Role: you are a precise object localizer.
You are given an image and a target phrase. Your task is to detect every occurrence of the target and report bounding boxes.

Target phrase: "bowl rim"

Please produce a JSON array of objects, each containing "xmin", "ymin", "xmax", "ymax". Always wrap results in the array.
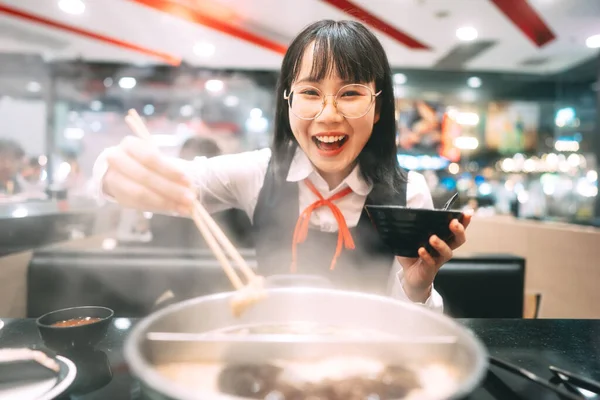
[
  {"xmin": 36, "ymin": 306, "xmax": 115, "ymax": 329},
  {"xmin": 365, "ymin": 205, "xmax": 464, "ymax": 214}
]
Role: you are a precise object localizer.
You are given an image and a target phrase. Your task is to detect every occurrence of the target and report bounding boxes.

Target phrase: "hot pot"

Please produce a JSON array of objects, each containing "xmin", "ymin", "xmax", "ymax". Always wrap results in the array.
[{"xmin": 124, "ymin": 287, "xmax": 488, "ymax": 400}]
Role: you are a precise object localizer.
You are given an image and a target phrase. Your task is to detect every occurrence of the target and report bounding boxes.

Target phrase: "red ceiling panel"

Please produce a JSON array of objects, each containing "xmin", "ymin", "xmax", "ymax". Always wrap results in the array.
[
  {"xmin": 490, "ymin": 0, "xmax": 556, "ymax": 47},
  {"xmin": 320, "ymin": 0, "xmax": 431, "ymax": 50},
  {"xmin": 131, "ymin": 0, "xmax": 287, "ymax": 55},
  {"xmin": 0, "ymin": 3, "xmax": 181, "ymax": 65}
]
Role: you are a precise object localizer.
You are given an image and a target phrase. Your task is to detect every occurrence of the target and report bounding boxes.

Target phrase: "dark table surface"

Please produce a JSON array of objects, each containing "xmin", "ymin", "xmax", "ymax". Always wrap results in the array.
[{"xmin": 0, "ymin": 318, "xmax": 599, "ymax": 400}]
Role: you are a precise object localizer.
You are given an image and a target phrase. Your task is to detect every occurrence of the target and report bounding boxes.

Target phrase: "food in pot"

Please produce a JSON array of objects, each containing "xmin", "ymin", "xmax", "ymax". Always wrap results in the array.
[
  {"xmin": 51, "ymin": 317, "xmax": 102, "ymax": 327},
  {"xmin": 230, "ymin": 276, "xmax": 267, "ymax": 318},
  {"xmin": 154, "ymin": 323, "xmax": 457, "ymax": 399},
  {"xmin": 218, "ymin": 358, "xmax": 420, "ymax": 400},
  {"xmin": 156, "ymin": 357, "xmax": 456, "ymax": 400}
]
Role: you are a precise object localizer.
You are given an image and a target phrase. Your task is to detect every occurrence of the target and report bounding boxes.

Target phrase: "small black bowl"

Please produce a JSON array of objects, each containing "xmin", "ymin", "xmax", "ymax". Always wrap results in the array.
[
  {"xmin": 365, "ymin": 205, "xmax": 464, "ymax": 258},
  {"xmin": 36, "ymin": 306, "xmax": 114, "ymax": 350}
]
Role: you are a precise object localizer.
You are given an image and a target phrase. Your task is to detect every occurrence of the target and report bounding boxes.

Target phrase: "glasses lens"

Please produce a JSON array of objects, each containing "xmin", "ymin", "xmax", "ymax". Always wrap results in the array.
[
  {"xmin": 289, "ymin": 86, "xmax": 323, "ymax": 119},
  {"xmin": 336, "ymin": 84, "xmax": 374, "ymax": 118}
]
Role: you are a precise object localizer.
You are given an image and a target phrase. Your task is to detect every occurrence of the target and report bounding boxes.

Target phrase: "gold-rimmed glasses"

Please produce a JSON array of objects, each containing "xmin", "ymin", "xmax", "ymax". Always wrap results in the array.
[{"xmin": 283, "ymin": 84, "xmax": 382, "ymax": 120}]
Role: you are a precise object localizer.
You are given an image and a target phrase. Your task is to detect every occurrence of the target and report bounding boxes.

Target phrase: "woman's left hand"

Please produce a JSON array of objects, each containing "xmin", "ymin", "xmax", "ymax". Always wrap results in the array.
[{"xmin": 396, "ymin": 213, "xmax": 472, "ymax": 302}]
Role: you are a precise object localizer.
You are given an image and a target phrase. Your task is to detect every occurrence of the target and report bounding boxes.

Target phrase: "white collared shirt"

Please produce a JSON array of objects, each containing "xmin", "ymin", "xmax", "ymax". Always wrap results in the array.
[{"xmin": 93, "ymin": 147, "xmax": 443, "ymax": 312}]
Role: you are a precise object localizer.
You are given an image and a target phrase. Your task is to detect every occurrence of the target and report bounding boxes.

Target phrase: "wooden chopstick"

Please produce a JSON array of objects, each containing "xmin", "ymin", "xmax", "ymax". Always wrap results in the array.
[{"xmin": 124, "ymin": 109, "xmax": 255, "ymax": 290}]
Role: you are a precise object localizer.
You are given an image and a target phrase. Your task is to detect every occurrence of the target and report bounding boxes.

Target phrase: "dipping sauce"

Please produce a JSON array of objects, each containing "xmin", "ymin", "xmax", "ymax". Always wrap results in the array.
[{"xmin": 51, "ymin": 317, "xmax": 102, "ymax": 328}]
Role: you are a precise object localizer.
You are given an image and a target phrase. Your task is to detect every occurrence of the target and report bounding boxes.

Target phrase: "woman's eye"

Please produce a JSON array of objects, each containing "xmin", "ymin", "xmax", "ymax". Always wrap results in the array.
[
  {"xmin": 340, "ymin": 91, "xmax": 361, "ymax": 97},
  {"xmin": 300, "ymin": 90, "xmax": 320, "ymax": 96}
]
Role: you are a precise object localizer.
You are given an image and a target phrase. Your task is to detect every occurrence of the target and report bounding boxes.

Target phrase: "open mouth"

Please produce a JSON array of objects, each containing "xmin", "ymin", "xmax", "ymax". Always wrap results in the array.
[{"xmin": 312, "ymin": 135, "xmax": 349, "ymax": 154}]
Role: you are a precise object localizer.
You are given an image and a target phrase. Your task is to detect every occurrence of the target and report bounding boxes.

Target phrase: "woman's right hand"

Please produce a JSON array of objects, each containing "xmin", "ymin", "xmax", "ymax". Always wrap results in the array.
[{"xmin": 102, "ymin": 136, "xmax": 197, "ymax": 215}]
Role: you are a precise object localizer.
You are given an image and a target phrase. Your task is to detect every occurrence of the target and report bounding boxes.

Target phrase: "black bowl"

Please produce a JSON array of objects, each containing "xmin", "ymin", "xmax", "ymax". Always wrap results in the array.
[
  {"xmin": 36, "ymin": 306, "xmax": 114, "ymax": 350},
  {"xmin": 365, "ymin": 205, "xmax": 464, "ymax": 258}
]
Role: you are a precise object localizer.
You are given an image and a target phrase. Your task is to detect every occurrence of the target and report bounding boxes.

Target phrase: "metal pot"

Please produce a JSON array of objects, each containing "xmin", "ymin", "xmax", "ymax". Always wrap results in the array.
[{"xmin": 124, "ymin": 287, "xmax": 488, "ymax": 400}]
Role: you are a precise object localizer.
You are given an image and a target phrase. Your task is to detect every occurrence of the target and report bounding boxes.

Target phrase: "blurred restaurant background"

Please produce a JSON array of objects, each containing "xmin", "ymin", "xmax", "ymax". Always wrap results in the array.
[{"xmin": 0, "ymin": 0, "xmax": 599, "ymax": 321}]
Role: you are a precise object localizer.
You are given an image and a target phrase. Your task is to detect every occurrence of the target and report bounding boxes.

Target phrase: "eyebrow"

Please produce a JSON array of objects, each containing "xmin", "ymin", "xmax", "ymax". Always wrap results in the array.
[{"xmin": 294, "ymin": 77, "xmax": 358, "ymax": 86}]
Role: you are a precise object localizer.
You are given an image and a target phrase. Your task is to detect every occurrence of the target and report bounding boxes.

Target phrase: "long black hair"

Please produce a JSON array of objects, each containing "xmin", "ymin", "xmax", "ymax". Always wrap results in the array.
[{"xmin": 271, "ymin": 19, "xmax": 407, "ymax": 191}]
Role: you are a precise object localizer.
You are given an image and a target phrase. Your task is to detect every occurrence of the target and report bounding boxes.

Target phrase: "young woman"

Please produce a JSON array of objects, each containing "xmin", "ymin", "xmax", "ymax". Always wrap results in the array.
[{"xmin": 93, "ymin": 20, "xmax": 470, "ymax": 312}]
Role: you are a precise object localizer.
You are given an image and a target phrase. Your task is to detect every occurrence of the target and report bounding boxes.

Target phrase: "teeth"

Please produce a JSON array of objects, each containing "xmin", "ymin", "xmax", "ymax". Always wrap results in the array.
[{"xmin": 315, "ymin": 136, "xmax": 345, "ymax": 143}]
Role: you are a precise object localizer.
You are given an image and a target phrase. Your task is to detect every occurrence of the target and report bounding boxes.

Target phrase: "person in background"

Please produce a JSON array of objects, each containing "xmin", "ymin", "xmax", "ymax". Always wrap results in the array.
[
  {"xmin": 0, "ymin": 139, "xmax": 25, "ymax": 197},
  {"xmin": 19, "ymin": 157, "xmax": 47, "ymax": 198},
  {"xmin": 179, "ymin": 137, "xmax": 222, "ymax": 161}
]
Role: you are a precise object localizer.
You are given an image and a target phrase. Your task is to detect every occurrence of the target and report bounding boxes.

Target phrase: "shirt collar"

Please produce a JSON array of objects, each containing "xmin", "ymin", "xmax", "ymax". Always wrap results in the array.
[{"xmin": 286, "ymin": 147, "xmax": 372, "ymax": 196}]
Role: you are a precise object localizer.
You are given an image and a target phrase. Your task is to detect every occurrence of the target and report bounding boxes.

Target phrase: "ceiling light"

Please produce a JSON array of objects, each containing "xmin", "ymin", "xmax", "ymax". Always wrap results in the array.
[
  {"xmin": 90, "ymin": 100, "xmax": 102, "ymax": 111},
  {"xmin": 448, "ymin": 163, "xmax": 460, "ymax": 174},
  {"xmin": 194, "ymin": 42, "xmax": 215, "ymax": 57},
  {"xmin": 26, "ymin": 81, "xmax": 41, "ymax": 93},
  {"xmin": 64, "ymin": 128, "xmax": 85, "ymax": 140},
  {"xmin": 456, "ymin": 26, "xmax": 478, "ymax": 41},
  {"xmin": 12, "ymin": 208, "xmax": 28, "ymax": 218},
  {"xmin": 245, "ymin": 116, "xmax": 268, "ymax": 133},
  {"xmin": 250, "ymin": 108, "xmax": 263, "ymax": 119},
  {"xmin": 118, "ymin": 77, "xmax": 136, "ymax": 90},
  {"xmin": 454, "ymin": 136, "xmax": 479, "ymax": 150},
  {"xmin": 467, "ymin": 76, "xmax": 482, "ymax": 88},
  {"xmin": 586, "ymin": 34, "xmax": 600, "ymax": 49},
  {"xmin": 205, "ymin": 79, "xmax": 224, "ymax": 93},
  {"xmin": 143, "ymin": 104, "xmax": 155, "ymax": 115},
  {"xmin": 456, "ymin": 112, "xmax": 480, "ymax": 126},
  {"xmin": 224, "ymin": 95, "xmax": 239, "ymax": 107},
  {"xmin": 103, "ymin": 77, "xmax": 113, "ymax": 87},
  {"xmin": 393, "ymin": 73, "xmax": 407, "ymax": 85},
  {"xmin": 180, "ymin": 104, "xmax": 194, "ymax": 117},
  {"xmin": 58, "ymin": 0, "xmax": 85, "ymax": 15},
  {"xmin": 90, "ymin": 121, "xmax": 102, "ymax": 132}
]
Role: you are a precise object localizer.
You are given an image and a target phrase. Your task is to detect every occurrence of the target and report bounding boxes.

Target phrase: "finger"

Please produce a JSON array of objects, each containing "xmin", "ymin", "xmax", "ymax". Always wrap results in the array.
[
  {"xmin": 120, "ymin": 136, "xmax": 190, "ymax": 185},
  {"xmin": 461, "ymin": 212, "xmax": 472, "ymax": 229},
  {"xmin": 105, "ymin": 169, "xmax": 190, "ymax": 215},
  {"xmin": 449, "ymin": 219, "xmax": 466, "ymax": 249},
  {"xmin": 430, "ymin": 235, "xmax": 453, "ymax": 263},
  {"xmin": 106, "ymin": 147, "xmax": 195, "ymax": 208},
  {"xmin": 418, "ymin": 247, "xmax": 436, "ymax": 268}
]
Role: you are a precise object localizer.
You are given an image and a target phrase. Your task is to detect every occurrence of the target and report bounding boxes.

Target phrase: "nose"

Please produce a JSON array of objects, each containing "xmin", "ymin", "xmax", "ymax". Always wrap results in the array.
[{"xmin": 315, "ymin": 96, "xmax": 343, "ymax": 123}]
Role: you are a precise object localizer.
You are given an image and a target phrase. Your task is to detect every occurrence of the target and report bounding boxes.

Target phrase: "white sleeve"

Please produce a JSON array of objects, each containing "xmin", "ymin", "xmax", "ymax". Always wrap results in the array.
[
  {"xmin": 388, "ymin": 258, "xmax": 444, "ymax": 313},
  {"xmin": 188, "ymin": 149, "xmax": 271, "ymax": 219},
  {"xmin": 90, "ymin": 147, "xmax": 271, "ymax": 219},
  {"xmin": 387, "ymin": 170, "xmax": 443, "ymax": 312},
  {"xmin": 406, "ymin": 171, "xmax": 434, "ymax": 209}
]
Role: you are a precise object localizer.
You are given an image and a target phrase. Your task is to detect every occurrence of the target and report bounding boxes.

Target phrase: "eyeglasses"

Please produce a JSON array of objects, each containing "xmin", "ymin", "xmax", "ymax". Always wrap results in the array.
[{"xmin": 283, "ymin": 84, "xmax": 382, "ymax": 120}]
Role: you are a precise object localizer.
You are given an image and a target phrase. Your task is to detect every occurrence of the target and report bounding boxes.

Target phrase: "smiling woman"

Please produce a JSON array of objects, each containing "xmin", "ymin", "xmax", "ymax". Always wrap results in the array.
[{"xmin": 93, "ymin": 19, "xmax": 470, "ymax": 309}]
